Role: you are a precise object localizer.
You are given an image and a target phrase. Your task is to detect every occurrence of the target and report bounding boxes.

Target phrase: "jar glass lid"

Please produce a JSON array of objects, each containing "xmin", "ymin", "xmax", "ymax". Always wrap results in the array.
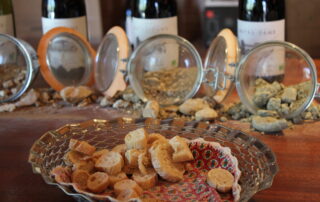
[
  {"xmin": 203, "ymin": 29, "xmax": 238, "ymax": 103},
  {"xmin": 127, "ymin": 34, "xmax": 203, "ymax": 106},
  {"xmin": 95, "ymin": 26, "xmax": 130, "ymax": 97},
  {"xmin": 0, "ymin": 34, "xmax": 38, "ymax": 103},
  {"xmin": 38, "ymin": 27, "xmax": 95, "ymax": 91}
]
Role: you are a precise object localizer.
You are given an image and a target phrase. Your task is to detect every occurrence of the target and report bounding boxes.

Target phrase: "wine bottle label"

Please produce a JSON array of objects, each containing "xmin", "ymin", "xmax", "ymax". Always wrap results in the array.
[
  {"xmin": 238, "ymin": 19, "xmax": 285, "ymax": 77},
  {"xmin": 131, "ymin": 16, "xmax": 178, "ymax": 71},
  {"xmin": 0, "ymin": 14, "xmax": 14, "ymax": 35},
  {"xmin": 42, "ymin": 16, "xmax": 88, "ymax": 38}
]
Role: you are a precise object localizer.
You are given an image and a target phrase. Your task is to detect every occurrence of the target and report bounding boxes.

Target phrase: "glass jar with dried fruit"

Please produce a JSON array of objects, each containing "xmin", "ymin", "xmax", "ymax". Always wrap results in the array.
[{"xmin": 0, "ymin": 34, "xmax": 38, "ymax": 103}]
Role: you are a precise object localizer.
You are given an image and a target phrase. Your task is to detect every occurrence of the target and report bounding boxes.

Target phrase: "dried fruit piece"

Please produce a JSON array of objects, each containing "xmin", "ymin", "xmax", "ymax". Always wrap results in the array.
[
  {"xmin": 179, "ymin": 98, "xmax": 210, "ymax": 115},
  {"xmin": 142, "ymin": 100, "xmax": 160, "ymax": 118},
  {"xmin": 195, "ymin": 107, "xmax": 218, "ymax": 121},
  {"xmin": 252, "ymin": 116, "xmax": 288, "ymax": 132}
]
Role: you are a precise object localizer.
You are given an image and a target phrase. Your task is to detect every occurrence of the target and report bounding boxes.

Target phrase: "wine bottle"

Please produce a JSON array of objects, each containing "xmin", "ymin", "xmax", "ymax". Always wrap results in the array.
[
  {"xmin": 130, "ymin": 0, "xmax": 178, "ymax": 47},
  {"xmin": 238, "ymin": 0, "xmax": 285, "ymax": 82},
  {"xmin": 0, "ymin": 0, "xmax": 15, "ymax": 35},
  {"xmin": 42, "ymin": 0, "xmax": 88, "ymax": 38}
]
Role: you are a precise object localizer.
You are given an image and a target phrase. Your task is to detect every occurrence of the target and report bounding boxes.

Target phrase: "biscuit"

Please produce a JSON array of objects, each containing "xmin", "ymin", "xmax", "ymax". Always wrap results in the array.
[
  {"xmin": 87, "ymin": 172, "xmax": 109, "ymax": 193},
  {"xmin": 114, "ymin": 179, "xmax": 143, "ymax": 196},
  {"xmin": 51, "ymin": 166, "xmax": 71, "ymax": 184},
  {"xmin": 125, "ymin": 128, "xmax": 148, "ymax": 150},
  {"xmin": 132, "ymin": 169, "xmax": 157, "ymax": 189},
  {"xmin": 71, "ymin": 169, "xmax": 90, "ymax": 190},
  {"xmin": 95, "ymin": 151, "xmax": 124, "ymax": 175},
  {"xmin": 147, "ymin": 133, "xmax": 167, "ymax": 145},
  {"xmin": 117, "ymin": 189, "xmax": 140, "ymax": 201},
  {"xmin": 169, "ymin": 136, "xmax": 194, "ymax": 162},
  {"xmin": 108, "ymin": 172, "xmax": 128, "ymax": 187},
  {"xmin": 125, "ymin": 149, "xmax": 143, "ymax": 168},
  {"xmin": 112, "ymin": 144, "xmax": 127, "ymax": 157},
  {"xmin": 206, "ymin": 168, "xmax": 234, "ymax": 193},
  {"xmin": 149, "ymin": 140, "xmax": 184, "ymax": 182},
  {"xmin": 69, "ymin": 139, "xmax": 96, "ymax": 156},
  {"xmin": 138, "ymin": 152, "xmax": 151, "ymax": 175},
  {"xmin": 92, "ymin": 149, "xmax": 109, "ymax": 162}
]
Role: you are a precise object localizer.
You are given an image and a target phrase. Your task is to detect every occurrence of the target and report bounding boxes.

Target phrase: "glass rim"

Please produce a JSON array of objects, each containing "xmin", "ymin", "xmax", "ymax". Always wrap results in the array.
[{"xmin": 235, "ymin": 40, "xmax": 318, "ymax": 119}]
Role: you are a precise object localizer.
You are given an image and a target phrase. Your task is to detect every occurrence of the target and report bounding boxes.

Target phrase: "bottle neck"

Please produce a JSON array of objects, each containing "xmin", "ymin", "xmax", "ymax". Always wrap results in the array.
[
  {"xmin": 42, "ymin": 0, "xmax": 86, "ymax": 19},
  {"xmin": 238, "ymin": 0, "xmax": 285, "ymax": 22},
  {"xmin": 132, "ymin": 0, "xmax": 177, "ymax": 19},
  {"xmin": 0, "ymin": 0, "xmax": 13, "ymax": 15}
]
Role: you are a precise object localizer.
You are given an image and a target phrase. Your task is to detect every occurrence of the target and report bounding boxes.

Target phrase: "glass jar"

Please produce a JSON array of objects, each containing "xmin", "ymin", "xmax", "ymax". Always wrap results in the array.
[
  {"xmin": 236, "ymin": 41, "xmax": 319, "ymax": 119},
  {"xmin": 0, "ymin": 34, "xmax": 39, "ymax": 103},
  {"xmin": 96, "ymin": 26, "xmax": 320, "ymax": 119},
  {"xmin": 0, "ymin": 27, "xmax": 96, "ymax": 104}
]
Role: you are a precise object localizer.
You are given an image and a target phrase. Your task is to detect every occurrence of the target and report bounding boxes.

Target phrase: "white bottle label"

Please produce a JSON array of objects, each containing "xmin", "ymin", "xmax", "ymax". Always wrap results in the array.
[
  {"xmin": 131, "ymin": 16, "xmax": 178, "ymax": 71},
  {"xmin": 131, "ymin": 16, "xmax": 178, "ymax": 47},
  {"xmin": 0, "ymin": 14, "xmax": 14, "ymax": 35},
  {"xmin": 238, "ymin": 19, "xmax": 285, "ymax": 77},
  {"xmin": 42, "ymin": 16, "xmax": 88, "ymax": 38}
]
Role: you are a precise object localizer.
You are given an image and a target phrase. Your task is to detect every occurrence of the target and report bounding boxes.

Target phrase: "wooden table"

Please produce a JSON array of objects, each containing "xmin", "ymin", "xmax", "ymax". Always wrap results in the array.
[{"xmin": 0, "ymin": 61, "xmax": 320, "ymax": 202}]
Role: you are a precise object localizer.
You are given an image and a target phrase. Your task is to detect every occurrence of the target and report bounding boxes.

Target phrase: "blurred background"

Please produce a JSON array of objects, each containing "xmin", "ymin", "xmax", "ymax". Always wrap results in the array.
[{"xmin": 12, "ymin": 0, "xmax": 320, "ymax": 58}]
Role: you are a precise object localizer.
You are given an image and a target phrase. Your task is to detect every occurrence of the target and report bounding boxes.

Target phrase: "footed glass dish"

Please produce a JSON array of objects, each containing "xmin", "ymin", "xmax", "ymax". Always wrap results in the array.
[{"xmin": 28, "ymin": 118, "xmax": 278, "ymax": 202}]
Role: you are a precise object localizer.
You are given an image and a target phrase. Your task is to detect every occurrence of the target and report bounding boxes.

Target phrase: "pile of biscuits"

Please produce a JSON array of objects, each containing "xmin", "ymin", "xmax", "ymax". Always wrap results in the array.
[{"xmin": 51, "ymin": 128, "xmax": 235, "ymax": 201}]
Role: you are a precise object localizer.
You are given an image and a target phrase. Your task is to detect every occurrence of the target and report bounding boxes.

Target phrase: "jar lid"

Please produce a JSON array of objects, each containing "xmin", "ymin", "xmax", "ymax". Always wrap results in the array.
[
  {"xmin": 38, "ymin": 27, "xmax": 96, "ymax": 91},
  {"xmin": 95, "ymin": 26, "xmax": 131, "ymax": 97},
  {"xmin": 203, "ymin": 29, "xmax": 238, "ymax": 103},
  {"xmin": 127, "ymin": 34, "xmax": 203, "ymax": 106},
  {"xmin": 0, "ymin": 34, "xmax": 39, "ymax": 103}
]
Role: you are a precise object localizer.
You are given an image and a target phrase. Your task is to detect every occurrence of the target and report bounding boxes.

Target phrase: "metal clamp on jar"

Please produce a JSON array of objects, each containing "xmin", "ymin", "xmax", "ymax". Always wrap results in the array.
[{"xmin": 95, "ymin": 26, "xmax": 320, "ymax": 119}]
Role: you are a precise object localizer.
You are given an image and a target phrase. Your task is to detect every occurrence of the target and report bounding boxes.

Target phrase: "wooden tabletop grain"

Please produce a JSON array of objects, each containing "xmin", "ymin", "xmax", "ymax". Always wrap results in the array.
[{"xmin": 0, "ymin": 61, "xmax": 319, "ymax": 202}]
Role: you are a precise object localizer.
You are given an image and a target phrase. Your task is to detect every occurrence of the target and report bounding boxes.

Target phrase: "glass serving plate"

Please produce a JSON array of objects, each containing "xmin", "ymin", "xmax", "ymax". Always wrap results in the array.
[{"xmin": 28, "ymin": 118, "xmax": 278, "ymax": 202}]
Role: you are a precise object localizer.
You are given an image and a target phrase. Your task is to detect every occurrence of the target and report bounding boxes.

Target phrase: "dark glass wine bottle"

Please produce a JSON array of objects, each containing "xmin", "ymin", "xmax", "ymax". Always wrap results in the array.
[
  {"xmin": 42, "ymin": 0, "xmax": 87, "ymax": 38},
  {"xmin": 238, "ymin": 0, "xmax": 285, "ymax": 82},
  {"xmin": 0, "ymin": 0, "xmax": 15, "ymax": 36},
  {"xmin": 129, "ymin": 0, "xmax": 178, "ymax": 48}
]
